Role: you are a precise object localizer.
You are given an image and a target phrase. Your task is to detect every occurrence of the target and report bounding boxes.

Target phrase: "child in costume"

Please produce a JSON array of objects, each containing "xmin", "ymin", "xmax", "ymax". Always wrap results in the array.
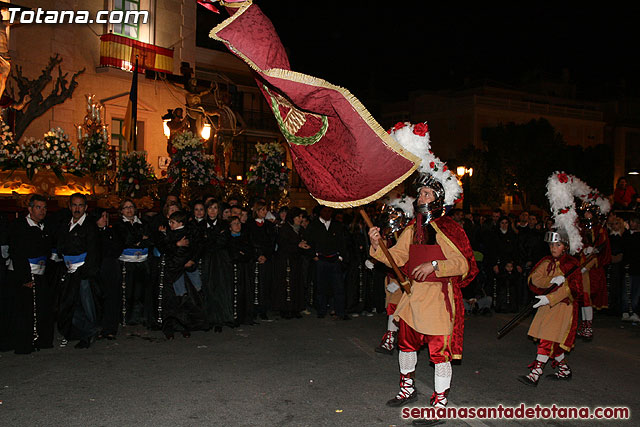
[{"xmin": 519, "ymin": 229, "xmax": 583, "ymax": 386}]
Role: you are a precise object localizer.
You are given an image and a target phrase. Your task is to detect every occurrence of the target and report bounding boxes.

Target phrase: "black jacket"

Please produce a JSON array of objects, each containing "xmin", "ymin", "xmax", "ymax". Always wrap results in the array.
[
  {"xmin": 304, "ymin": 218, "xmax": 348, "ymax": 263},
  {"xmin": 56, "ymin": 215, "xmax": 100, "ymax": 279},
  {"xmin": 8, "ymin": 216, "xmax": 52, "ymax": 285},
  {"xmin": 247, "ymin": 219, "xmax": 276, "ymax": 260}
]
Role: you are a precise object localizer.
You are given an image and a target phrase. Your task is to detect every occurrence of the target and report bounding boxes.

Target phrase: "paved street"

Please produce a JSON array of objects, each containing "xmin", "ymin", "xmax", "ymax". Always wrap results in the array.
[{"xmin": 0, "ymin": 311, "xmax": 638, "ymax": 426}]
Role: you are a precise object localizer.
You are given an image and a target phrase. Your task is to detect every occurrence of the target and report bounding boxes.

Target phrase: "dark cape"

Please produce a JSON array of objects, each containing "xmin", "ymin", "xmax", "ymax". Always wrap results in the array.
[
  {"xmin": 201, "ymin": 218, "xmax": 233, "ymax": 327},
  {"xmin": 272, "ymin": 222, "xmax": 311, "ymax": 313},
  {"xmin": 228, "ymin": 230, "xmax": 254, "ymax": 324},
  {"xmin": 5, "ymin": 217, "xmax": 54, "ymax": 353},
  {"xmin": 157, "ymin": 226, "xmax": 207, "ymax": 334},
  {"xmin": 247, "ymin": 219, "xmax": 276, "ymax": 314}
]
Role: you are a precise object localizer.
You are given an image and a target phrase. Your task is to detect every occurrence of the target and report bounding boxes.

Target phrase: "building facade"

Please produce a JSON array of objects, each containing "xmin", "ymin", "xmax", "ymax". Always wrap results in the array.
[{"xmin": 7, "ymin": 0, "xmax": 315, "ymax": 208}]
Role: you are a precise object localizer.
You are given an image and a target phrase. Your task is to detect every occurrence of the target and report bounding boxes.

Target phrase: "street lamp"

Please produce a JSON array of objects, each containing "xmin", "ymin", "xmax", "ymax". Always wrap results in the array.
[
  {"xmin": 201, "ymin": 123, "xmax": 211, "ymax": 140},
  {"xmin": 162, "ymin": 119, "xmax": 170, "ymax": 139},
  {"xmin": 161, "ymin": 110, "xmax": 173, "ymax": 139},
  {"xmin": 457, "ymin": 166, "xmax": 473, "ymax": 177},
  {"xmin": 456, "ymin": 165, "xmax": 474, "ymax": 212}
]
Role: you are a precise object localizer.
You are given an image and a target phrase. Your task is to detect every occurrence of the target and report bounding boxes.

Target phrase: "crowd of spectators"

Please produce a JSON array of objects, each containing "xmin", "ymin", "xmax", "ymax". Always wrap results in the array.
[{"xmin": 0, "ymin": 191, "xmax": 638, "ymax": 354}]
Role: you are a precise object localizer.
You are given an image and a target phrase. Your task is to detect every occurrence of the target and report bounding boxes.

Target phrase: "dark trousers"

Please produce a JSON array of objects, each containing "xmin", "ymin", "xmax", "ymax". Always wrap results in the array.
[
  {"xmin": 72, "ymin": 279, "xmax": 98, "ymax": 340},
  {"xmin": 315, "ymin": 259, "xmax": 345, "ymax": 317}
]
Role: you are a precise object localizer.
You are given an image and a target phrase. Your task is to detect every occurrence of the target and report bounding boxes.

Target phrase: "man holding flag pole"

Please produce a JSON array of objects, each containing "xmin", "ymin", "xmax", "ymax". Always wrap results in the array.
[{"xmin": 209, "ymin": 2, "xmax": 477, "ymax": 423}]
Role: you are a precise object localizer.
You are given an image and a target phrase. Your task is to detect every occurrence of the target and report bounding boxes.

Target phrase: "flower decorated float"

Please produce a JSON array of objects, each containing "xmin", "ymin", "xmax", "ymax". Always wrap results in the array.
[{"xmin": 247, "ymin": 142, "xmax": 290, "ymax": 202}]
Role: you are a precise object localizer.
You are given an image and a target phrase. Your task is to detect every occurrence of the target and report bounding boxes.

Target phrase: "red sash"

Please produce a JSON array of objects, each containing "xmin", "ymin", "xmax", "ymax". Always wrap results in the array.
[
  {"xmin": 403, "ymin": 244, "xmax": 454, "ymax": 322},
  {"xmin": 402, "ymin": 244, "xmax": 448, "ymax": 284}
]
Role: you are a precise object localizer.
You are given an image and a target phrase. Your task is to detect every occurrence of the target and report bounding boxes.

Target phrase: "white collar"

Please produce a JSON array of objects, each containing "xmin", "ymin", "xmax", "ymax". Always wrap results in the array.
[
  {"xmin": 319, "ymin": 217, "xmax": 331, "ymax": 230},
  {"xmin": 256, "ymin": 218, "xmax": 264, "ymax": 224},
  {"xmin": 123, "ymin": 215, "xmax": 142, "ymax": 225},
  {"xmin": 70, "ymin": 213, "xmax": 87, "ymax": 230},
  {"xmin": 195, "ymin": 217, "xmax": 204, "ymax": 223},
  {"xmin": 173, "ymin": 225, "xmax": 185, "ymax": 231},
  {"xmin": 26, "ymin": 215, "xmax": 43, "ymax": 229}
]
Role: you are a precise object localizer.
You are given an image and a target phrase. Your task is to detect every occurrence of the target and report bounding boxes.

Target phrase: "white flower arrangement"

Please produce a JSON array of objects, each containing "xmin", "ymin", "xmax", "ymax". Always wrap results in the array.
[
  {"xmin": 247, "ymin": 142, "xmax": 290, "ymax": 197},
  {"xmin": 6, "ymin": 128, "xmax": 84, "ymax": 180},
  {"xmin": 0, "ymin": 117, "xmax": 15, "ymax": 160},
  {"xmin": 116, "ymin": 151, "xmax": 156, "ymax": 198},
  {"xmin": 171, "ymin": 131, "xmax": 202, "ymax": 151},
  {"xmin": 81, "ymin": 131, "xmax": 112, "ymax": 173},
  {"xmin": 166, "ymin": 130, "xmax": 220, "ymax": 188},
  {"xmin": 546, "ymin": 171, "xmax": 611, "ymax": 255}
]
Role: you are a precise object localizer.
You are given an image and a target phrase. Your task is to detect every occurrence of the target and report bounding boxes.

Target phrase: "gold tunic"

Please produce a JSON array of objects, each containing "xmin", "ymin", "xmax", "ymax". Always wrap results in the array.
[
  {"xmin": 527, "ymin": 259, "xmax": 574, "ymax": 347},
  {"xmin": 371, "ymin": 224, "xmax": 469, "ymax": 336}
]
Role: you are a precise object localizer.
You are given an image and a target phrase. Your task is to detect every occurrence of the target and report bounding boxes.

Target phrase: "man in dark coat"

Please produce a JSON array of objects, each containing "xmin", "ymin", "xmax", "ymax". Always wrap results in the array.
[
  {"xmin": 56, "ymin": 193, "xmax": 101, "ymax": 349},
  {"xmin": 305, "ymin": 206, "xmax": 350, "ymax": 320},
  {"xmin": 5, "ymin": 194, "xmax": 54, "ymax": 354}
]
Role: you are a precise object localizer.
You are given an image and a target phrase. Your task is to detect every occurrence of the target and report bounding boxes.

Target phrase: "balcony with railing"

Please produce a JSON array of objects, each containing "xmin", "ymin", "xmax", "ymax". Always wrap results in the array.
[{"xmin": 99, "ymin": 33, "xmax": 174, "ymax": 74}]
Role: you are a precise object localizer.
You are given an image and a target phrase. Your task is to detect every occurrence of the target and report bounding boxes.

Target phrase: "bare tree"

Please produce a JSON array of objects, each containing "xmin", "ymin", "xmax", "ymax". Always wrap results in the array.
[{"xmin": 7, "ymin": 53, "xmax": 85, "ymax": 141}]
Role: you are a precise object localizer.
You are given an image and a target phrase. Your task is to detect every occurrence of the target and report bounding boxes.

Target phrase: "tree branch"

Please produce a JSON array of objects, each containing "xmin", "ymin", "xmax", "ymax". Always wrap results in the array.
[{"xmin": 10, "ymin": 54, "xmax": 84, "ymax": 141}]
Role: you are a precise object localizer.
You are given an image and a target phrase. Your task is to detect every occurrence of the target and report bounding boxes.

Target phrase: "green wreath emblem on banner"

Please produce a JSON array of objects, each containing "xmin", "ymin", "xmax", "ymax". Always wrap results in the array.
[{"xmin": 265, "ymin": 86, "xmax": 328, "ymax": 146}]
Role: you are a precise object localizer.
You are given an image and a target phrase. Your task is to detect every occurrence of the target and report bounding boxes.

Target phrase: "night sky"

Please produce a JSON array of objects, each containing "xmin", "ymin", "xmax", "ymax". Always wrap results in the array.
[{"xmin": 199, "ymin": 2, "xmax": 640, "ymax": 104}]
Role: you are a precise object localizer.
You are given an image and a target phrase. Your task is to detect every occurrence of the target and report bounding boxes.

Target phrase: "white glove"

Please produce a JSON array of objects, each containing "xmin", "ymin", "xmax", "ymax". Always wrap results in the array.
[
  {"xmin": 583, "ymin": 246, "xmax": 594, "ymax": 256},
  {"xmin": 581, "ymin": 267, "xmax": 588, "ymax": 274},
  {"xmin": 533, "ymin": 295, "xmax": 549, "ymax": 308},
  {"xmin": 386, "ymin": 281, "xmax": 400, "ymax": 293},
  {"xmin": 550, "ymin": 275, "xmax": 565, "ymax": 286},
  {"xmin": 364, "ymin": 260, "xmax": 375, "ymax": 270}
]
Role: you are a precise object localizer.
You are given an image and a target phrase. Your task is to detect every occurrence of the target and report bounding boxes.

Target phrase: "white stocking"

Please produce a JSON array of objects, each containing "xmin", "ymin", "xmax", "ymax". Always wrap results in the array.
[
  {"xmin": 554, "ymin": 353, "xmax": 565, "ymax": 362},
  {"xmin": 434, "ymin": 362, "xmax": 452, "ymax": 393},
  {"xmin": 536, "ymin": 354, "xmax": 549, "ymax": 363},
  {"xmin": 399, "ymin": 351, "xmax": 417, "ymax": 375},
  {"xmin": 582, "ymin": 306, "xmax": 593, "ymax": 321}
]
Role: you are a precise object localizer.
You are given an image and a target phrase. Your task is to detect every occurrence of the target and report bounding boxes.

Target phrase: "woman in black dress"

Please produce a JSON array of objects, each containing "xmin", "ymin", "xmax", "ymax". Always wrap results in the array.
[
  {"xmin": 247, "ymin": 200, "xmax": 276, "ymax": 320},
  {"xmin": 272, "ymin": 207, "xmax": 311, "ymax": 319},
  {"xmin": 94, "ymin": 208, "xmax": 123, "ymax": 339},
  {"xmin": 201, "ymin": 199, "xmax": 233, "ymax": 332}
]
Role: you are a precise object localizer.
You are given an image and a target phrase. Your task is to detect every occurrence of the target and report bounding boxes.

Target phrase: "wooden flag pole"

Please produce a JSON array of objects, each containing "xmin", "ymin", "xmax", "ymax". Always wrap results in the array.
[{"xmin": 359, "ymin": 208, "xmax": 412, "ymax": 294}]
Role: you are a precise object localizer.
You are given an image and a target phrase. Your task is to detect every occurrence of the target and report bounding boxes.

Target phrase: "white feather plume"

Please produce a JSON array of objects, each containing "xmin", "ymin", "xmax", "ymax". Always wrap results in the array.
[
  {"xmin": 388, "ymin": 122, "xmax": 463, "ymax": 206},
  {"xmin": 546, "ymin": 171, "xmax": 611, "ymax": 255}
]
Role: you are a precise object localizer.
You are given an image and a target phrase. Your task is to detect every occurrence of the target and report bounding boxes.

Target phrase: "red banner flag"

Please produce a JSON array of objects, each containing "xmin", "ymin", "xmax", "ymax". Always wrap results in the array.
[{"xmin": 210, "ymin": 1, "xmax": 419, "ymax": 208}]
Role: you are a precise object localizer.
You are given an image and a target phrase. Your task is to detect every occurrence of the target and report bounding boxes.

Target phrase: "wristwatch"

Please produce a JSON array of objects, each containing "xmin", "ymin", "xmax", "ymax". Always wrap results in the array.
[{"xmin": 431, "ymin": 260, "xmax": 439, "ymax": 271}]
